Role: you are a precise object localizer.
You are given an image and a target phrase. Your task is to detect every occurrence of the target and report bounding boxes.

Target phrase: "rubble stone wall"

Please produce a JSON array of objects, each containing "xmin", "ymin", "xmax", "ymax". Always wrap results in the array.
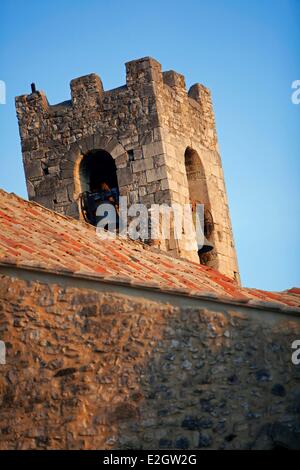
[{"xmin": 1, "ymin": 273, "xmax": 299, "ymax": 450}]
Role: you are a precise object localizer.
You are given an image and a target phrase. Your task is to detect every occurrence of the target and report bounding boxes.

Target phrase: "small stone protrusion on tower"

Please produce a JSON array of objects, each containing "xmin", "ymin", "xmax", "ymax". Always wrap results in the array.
[
  {"xmin": 70, "ymin": 73, "xmax": 104, "ymax": 108},
  {"xmin": 163, "ymin": 70, "xmax": 186, "ymax": 91},
  {"xmin": 125, "ymin": 57, "xmax": 163, "ymax": 89},
  {"xmin": 15, "ymin": 89, "xmax": 49, "ymax": 115},
  {"xmin": 188, "ymin": 83, "xmax": 218, "ymax": 150},
  {"xmin": 188, "ymin": 83, "xmax": 203, "ymax": 102},
  {"xmin": 15, "ymin": 89, "xmax": 49, "ymax": 151},
  {"xmin": 188, "ymin": 83, "xmax": 214, "ymax": 111}
]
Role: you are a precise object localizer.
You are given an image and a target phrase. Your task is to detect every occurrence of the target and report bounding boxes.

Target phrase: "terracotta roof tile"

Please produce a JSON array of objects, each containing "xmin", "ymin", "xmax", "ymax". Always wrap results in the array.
[{"xmin": 0, "ymin": 189, "xmax": 299, "ymax": 312}]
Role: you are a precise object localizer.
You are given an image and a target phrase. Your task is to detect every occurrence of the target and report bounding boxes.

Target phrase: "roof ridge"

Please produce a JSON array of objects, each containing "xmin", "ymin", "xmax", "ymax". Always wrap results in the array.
[{"xmin": 0, "ymin": 188, "xmax": 299, "ymax": 309}]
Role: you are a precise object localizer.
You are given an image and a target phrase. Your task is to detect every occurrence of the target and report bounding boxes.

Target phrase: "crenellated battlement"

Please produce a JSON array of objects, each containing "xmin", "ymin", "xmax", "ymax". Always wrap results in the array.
[
  {"xmin": 16, "ymin": 57, "xmax": 213, "ymax": 128},
  {"xmin": 16, "ymin": 56, "xmax": 239, "ymax": 282}
]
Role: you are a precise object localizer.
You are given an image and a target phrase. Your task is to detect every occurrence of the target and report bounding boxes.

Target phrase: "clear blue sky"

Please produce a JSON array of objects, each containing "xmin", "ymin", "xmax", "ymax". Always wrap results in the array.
[{"xmin": 0, "ymin": 0, "xmax": 299, "ymax": 291}]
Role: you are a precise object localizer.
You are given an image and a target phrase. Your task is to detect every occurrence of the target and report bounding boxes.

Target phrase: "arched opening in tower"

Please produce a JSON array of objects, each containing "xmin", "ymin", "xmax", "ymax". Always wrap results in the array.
[
  {"xmin": 79, "ymin": 150, "xmax": 119, "ymax": 227},
  {"xmin": 184, "ymin": 147, "xmax": 215, "ymax": 266},
  {"xmin": 80, "ymin": 150, "xmax": 118, "ymax": 192}
]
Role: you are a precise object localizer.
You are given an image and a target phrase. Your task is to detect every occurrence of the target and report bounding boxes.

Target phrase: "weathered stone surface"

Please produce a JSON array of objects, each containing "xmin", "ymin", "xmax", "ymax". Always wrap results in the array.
[{"xmin": 0, "ymin": 274, "xmax": 300, "ymax": 450}]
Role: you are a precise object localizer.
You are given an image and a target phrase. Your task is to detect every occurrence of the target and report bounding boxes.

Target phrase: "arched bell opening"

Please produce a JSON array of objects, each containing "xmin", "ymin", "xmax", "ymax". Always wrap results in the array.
[
  {"xmin": 184, "ymin": 146, "xmax": 215, "ymax": 266},
  {"xmin": 78, "ymin": 149, "xmax": 119, "ymax": 228},
  {"xmin": 80, "ymin": 149, "xmax": 118, "ymax": 192}
]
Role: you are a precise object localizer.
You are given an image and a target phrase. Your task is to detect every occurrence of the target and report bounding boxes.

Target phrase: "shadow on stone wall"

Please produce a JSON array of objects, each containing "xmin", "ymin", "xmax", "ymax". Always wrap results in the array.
[{"xmin": 0, "ymin": 274, "xmax": 299, "ymax": 449}]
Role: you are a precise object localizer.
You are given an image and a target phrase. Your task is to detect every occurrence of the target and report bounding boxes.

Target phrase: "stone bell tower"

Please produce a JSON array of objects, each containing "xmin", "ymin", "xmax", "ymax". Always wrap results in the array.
[{"xmin": 15, "ymin": 56, "xmax": 240, "ymax": 283}]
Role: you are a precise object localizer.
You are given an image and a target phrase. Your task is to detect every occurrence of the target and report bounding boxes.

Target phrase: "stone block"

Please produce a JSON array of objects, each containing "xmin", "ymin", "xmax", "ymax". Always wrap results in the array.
[
  {"xmin": 132, "ymin": 158, "xmax": 154, "ymax": 173},
  {"xmin": 117, "ymin": 167, "xmax": 133, "ymax": 187},
  {"xmin": 142, "ymin": 141, "xmax": 164, "ymax": 159},
  {"xmin": 160, "ymin": 179, "xmax": 169, "ymax": 191},
  {"xmin": 110, "ymin": 143, "xmax": 126, "ymax": 160},
  {"xmin": 48, "ymin": 165, "xmax": 60, "ymax": 175},
  {"xmin": 26, "ymin": 180, "xmax": 35, "ymax": 198},
  {"xmin": 115, "ymin": 153, "xmax": 128, "ymax": 168},
  {"xmin": 55, "ymin": 187, "xmax": 69, "ymax": 204},
  {"xmin": 146, "ymin": 166, "xmax": 167, "ymax": 183},
  {"xmin": 133, "ymin": 149, "xmax": 143, "ymax": 160},
  {"xmin": 24, "ymin": 160, "xmax": 43, "ymax": 178},
  {"xmin": 163, "ymin": 70, "xmax": 186, "ymax": 90}
]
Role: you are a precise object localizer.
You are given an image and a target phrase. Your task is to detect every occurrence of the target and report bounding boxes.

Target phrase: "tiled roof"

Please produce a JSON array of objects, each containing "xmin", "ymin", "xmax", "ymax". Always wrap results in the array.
[{"xmin": 0, "ymin": 189, "xmax": 299, "ymax": 313}]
